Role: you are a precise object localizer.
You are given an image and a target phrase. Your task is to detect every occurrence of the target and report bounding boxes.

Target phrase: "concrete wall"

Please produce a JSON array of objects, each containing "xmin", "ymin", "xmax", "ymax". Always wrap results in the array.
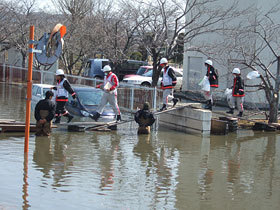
[{"xmin": 159, "ymin": 103, "xmax": 212, "ymax": 135}]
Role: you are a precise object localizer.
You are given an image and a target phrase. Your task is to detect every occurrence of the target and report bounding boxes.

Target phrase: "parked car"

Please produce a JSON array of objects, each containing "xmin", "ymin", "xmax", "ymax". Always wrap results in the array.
[
  {"xmin": 113, "ymin": 60, "xmax": 148, "ymax": 81},
  {"xmin": 123, "ymin": 65, "xmax": 153, "ymax": 79},
  {"xmin": 82, "ymin": 58, "xmax": 111, "ymax": 79},
  {"xmin": 32, "ymin": 84, "xmax": 55, "ymax": 103},
  {"xmin": 122, "ymin": 68, "xmax": 183, "ymax": 90},
  {"xmin": 65, "ymin": 86, "xmax": 115, "ymax": 120}
]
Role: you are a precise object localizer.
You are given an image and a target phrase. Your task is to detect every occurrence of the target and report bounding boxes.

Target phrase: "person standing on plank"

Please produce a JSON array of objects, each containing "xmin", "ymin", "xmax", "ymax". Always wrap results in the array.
[
  {"xmin": 91, "ymin": 65, "xmax": 121, "ymax": 122},
  {"xmin": 52, "ymin": 69, "xmax": 76, "ymax": 124}
]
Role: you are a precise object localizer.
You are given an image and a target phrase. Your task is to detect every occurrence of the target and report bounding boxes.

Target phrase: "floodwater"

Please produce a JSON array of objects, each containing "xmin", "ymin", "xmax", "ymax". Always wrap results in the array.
[{"xmin": 0, "ymin": 83, "xmax": 280, "ymax": 210}]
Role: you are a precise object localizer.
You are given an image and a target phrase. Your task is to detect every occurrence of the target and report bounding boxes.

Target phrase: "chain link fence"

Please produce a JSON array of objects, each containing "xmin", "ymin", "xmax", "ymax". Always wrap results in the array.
[{"xmin": 0, "ymin": 63, "xmax": 163, "ymax": 112}]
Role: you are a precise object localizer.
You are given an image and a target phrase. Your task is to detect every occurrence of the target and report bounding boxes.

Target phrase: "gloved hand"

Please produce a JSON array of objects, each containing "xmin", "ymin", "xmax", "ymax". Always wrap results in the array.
[{"xmin": 72, "ymin": 94, "xmax": 76, "ymax": 99}]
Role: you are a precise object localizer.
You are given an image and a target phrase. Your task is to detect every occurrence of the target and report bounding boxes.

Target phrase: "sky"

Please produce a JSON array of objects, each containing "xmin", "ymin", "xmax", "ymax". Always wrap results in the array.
[{"xmin": 36, "ymin": 0, "xmax": 56, "ymax": 12}]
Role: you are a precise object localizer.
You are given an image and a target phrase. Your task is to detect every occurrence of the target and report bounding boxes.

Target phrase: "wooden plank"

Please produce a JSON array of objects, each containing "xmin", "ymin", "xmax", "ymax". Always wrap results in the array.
[{"xmin": 0, "ymin": 124, "xmax": 36, "ymax": 132}]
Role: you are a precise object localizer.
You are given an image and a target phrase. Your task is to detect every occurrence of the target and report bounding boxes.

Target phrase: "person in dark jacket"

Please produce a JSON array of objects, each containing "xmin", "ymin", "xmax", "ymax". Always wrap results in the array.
[
  {"xmin": 135, "ymin": 102, "xmax": 155, "ymax": 134},
  {"xmin": 159, "ymin": 58, "xmax": 179, "ymax": 111},
  {"xmin": 204, "ymin": 59, "xmax": 219, "ymax": 110},
  {"xmin": 52, "ymin": 69, "xmax": 76, "ymax": 124},
  {"xmin": 226, "ymin": 68, "xmax": 245, "ymax": 117},
  {"xmin": 34, "ymin": 90, "xmax": 56, "ymax": 136}
]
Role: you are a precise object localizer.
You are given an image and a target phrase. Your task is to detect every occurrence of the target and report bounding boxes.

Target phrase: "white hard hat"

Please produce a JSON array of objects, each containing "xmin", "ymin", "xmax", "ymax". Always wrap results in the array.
[
  {"xmin": 205, "ymin": 60, "xmax": 213, "ymax": 66},
  {"xmin": 102, "ymin": 65, "xmax": 112, "ymax": 72},
  {"xmin": 160, "ymin": 58, "xmax": 168, "ymax": 65},
  {"xmin": 232, "ymin": 68, "xmax": 240, "ymax": 74},
  {"xmin": 56, "ymin": 69, "xmax": 64, "ymax": 75}
]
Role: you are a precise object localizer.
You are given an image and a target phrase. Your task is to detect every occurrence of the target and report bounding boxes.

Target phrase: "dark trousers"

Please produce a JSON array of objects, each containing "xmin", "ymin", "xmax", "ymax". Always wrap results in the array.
[{"xmin": 55, "ymin": 101, "xmax": 67, "ymax": 117}]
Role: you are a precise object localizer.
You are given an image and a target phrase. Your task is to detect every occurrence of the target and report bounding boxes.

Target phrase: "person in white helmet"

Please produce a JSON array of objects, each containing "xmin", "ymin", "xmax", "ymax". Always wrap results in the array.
[
  {"xmin": 91, "ymin": 65, "xmax": 121, "ymax": 122},
  {"xmin": 159, "ymin": 57, "xmax": 179, "ymax": 111},
  {"xmin": 226, "ymin": 68, "xmax": 245, "ymax": 117},
  {"xmin": 52, "ymin": 69, "xmax": 76, "ymax": 124},
  {"xmin": 204, "ymin": 59, "xmax": 219, "ymax": 110}
]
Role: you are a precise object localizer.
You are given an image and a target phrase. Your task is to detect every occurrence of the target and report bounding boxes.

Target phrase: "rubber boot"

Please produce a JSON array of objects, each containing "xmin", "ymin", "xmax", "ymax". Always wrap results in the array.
[
  {"xmin": 53, "ymin": 116, "xmax": 61, "ymax": 124},
  {"xmin": 205, "ymin": 100, "xmax": 212, "ymax": 110},
  {"xmin": 90, "ymin": 112, "xmax": 100, "ymax": 121},
  {"xmin": 116, "ymin": 115, "xmax": 121, "ymax": 122},
  {"xmin": 237, "ymin": 111, "xmax": 243, "ymax": 117},
  {"xmin": 159, "ymin": 104, "xmax": 167, "ymax": 111},
  {"xmin": 65, "ymin": 113, "xmax": 74, "ymax": 123},
  {"xmin": 226, "ymin": 108, "xmax": 234, "ymax": 114},
  {"xmin": 172, "ymin": 98, "xmax": 179, "ymax": 107}
]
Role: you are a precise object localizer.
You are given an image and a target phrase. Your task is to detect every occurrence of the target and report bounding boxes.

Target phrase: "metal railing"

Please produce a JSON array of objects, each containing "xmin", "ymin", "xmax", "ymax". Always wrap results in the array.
[{"xmin": 0, "ymin": 63, "xmax": 163, "ymax": 112}]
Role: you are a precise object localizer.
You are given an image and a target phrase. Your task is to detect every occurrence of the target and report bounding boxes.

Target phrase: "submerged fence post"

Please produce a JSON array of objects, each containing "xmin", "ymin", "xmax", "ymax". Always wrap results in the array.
[
  {"xmin": 153, "ymin": 87, "xmax": 157, "ymax": 111},
  {"xmin": 3, "ymin": 63, "xmax": 5, "ymax": 82},
  {"xmin": 130, "ymin": 87, "xmax": 134, "ymax": 110}
]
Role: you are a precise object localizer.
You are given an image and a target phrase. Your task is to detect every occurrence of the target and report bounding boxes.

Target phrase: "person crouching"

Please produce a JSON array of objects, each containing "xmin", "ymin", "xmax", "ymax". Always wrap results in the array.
[
  {"xmin": 135, "ymin": 102, "xmax": 155, "ymax": 134},
  {"xmin": 34, "ymin": 90, "xmax": 56, "ymax": 136}
]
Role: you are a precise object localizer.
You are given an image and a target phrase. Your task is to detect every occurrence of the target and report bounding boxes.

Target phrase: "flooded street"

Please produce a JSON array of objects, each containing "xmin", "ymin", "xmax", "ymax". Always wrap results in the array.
[{"xmin": 0, "ymin": 83, "xmax": 280, "ymax": 210}]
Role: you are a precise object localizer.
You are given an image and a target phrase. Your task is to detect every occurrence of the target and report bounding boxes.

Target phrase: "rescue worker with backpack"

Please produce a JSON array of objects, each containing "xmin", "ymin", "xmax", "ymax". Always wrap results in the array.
[
  {"xmin": 226, "ymin": 68, "xmax": 245, "ymax": 117},
  {"xmin": 204, "ymin": 59, "xmax": 219, "ymax": 110},
  {"xmin": 91, "ymin": 65, "xmax": 121, "ymax": 122},
  {"xmin": 134, "ymin": 102, "xmax": 155, "ymax": 134},
  {"xmin": 159, "ymin": 58, "xmax": 179, "ymax": 111},
  {"xmin": 52, "ymin": 69, "xmax": 76, "ymax": 124}
]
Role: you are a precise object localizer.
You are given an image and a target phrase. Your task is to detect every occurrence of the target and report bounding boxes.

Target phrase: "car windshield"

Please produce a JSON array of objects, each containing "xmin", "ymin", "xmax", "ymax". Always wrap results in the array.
[
  {"xmin": 137, "ymin": 67, "xmax": 150, "ymax": 75},
  {"xmin": 143, "ymin": 70, "xmax": 153, "ymax": 77},
  {"xmin": 76, "ymin": 89, "xmax": 103, "ymax": 105}
]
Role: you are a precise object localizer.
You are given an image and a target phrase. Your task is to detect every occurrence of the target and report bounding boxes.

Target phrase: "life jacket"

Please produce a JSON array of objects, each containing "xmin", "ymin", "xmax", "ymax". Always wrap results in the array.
[
  {"xmin": 232, "ymin": 76, "xmax": 245, "ymax": 97},
  {"xmin": 207, "ymin": 66, "xmax": 219, "ymax": 88},
  {"xmin": 104, "ymin": 72, "xmax": 119, "ymax": 94},
  {"xmin": 56, "ymin": 78, "xmax": 68, "ymax": 101},
  {"xmin": 162, "ymin": 67, "xmax": 173, "ymax": 88}
]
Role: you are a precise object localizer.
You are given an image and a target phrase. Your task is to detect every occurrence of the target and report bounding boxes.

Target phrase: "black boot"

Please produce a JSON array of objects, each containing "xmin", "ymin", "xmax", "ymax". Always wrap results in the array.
[
  {"xmin": 65, "ymin": 114, "xmax": 74, "ymax": 123},
  {"xmin": 116, "ymin": 115, "xmax": 121, "ymax": 122},
  {"xmin": 159, "ymin": 104, "xmax": 167, "ymax": 111},
  {"xmin": 90, "ymin": 112, "xmax": 100, "ymax": 121},
  {"xmin": 237, "ymin": 112, "xmax": 243, "ymax": 117},
  {"xmin": 205, "ymin": 100, "xmax": 212, "ymax": 110},
  {"xmin": 172, "ymin": 98, "xmax": 179, "ymax": 107},
  {"xmin": 53, "ymin": 116, "xmax": 61, "ymax": 124},
  {"xmin": 226, "ymin": 108, "xmax": 234, "ymax": 114}
]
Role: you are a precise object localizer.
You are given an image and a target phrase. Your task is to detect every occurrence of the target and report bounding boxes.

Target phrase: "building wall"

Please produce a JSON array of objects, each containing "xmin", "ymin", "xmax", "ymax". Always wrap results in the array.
[{"xmin": 182, "ymin": 0, "xmax": 279, "ymax": 106}]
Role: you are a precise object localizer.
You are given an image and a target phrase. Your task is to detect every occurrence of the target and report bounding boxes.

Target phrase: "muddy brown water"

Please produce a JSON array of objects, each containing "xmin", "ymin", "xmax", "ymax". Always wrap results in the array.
[{"xmin": 0, "ymin": 83, "xmax": 279, "ymax": 210}]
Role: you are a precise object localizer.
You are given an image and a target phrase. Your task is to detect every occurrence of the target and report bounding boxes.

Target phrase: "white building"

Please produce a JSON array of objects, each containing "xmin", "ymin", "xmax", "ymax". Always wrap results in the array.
[{"xmin": 183, "ymin": 0, "xmax": 280, "ymax": 107}]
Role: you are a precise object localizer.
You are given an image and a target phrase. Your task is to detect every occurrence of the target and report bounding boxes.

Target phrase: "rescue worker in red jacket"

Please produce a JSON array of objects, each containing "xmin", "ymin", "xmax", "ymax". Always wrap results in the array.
[
  {"xmin": 34, "ymin": 90, "xmax": 56, "ymax": 136},
  {"xmin": 52, "ymin": 69, "xmax": 76, "ymax": 124},
  {"xmin": 204, "ymin": 59, "xmax": 219, "ymax": 110},
  {"xmin": 91, "ymin": 65, "xmax": 121, "ymax": 122},
  {"xmin": 226, "ymin": 68, "xmax": 245, "ymax": 117},
  {"xmin": 159, "ymin": 58, "xmax": 179, "ymax": 111}
]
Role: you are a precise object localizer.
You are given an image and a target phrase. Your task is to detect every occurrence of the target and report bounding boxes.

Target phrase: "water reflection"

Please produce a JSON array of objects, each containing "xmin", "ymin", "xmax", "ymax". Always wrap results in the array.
[
  {"xmin": 33, "ymin": 136, "xmax": 53, "ymax": 179},
  {"xmin": 90, "ymin": 132, "xmax": 121, "ymax": 192},
  {"xmin": 22, "ymin": 154, "xmax": 30, "ymax": 210}
]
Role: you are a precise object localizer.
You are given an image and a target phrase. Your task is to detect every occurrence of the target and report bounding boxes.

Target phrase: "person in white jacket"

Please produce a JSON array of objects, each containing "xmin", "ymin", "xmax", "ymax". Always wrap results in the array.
[{"xmin": 91, "ymin": 65, "xmax": 121, "ymax": 122}]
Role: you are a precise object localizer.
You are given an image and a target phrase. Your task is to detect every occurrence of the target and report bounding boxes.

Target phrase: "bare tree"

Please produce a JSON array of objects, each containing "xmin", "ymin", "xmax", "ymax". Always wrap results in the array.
[
  {"xmin": 219, "ymin": 4, "xmax": 280, "ymax": 123},
  {"xmin": 122, "ymin": 0, "xmax": 241, "ymax": 86}
]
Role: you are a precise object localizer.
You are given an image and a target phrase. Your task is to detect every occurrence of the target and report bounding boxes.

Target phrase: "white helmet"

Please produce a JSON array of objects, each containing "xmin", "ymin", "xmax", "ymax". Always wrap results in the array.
[
  {"xmin": 205, "ymin": 60, "xmax": 213, "ymax": 66},
  {"xmin": 102, "ymin": 65, "xmax": 112, "ymax": 72},
  {"xmin": 56, "ymin": 69, "xmax": 64, "ymax": 75},
  {"xmin": 160, "ymin": 58, "xmax": 168, "ymax": 65},
  {"xmin": 232, "ymin": 68, "xmax": 240, "ymax": 74}
]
